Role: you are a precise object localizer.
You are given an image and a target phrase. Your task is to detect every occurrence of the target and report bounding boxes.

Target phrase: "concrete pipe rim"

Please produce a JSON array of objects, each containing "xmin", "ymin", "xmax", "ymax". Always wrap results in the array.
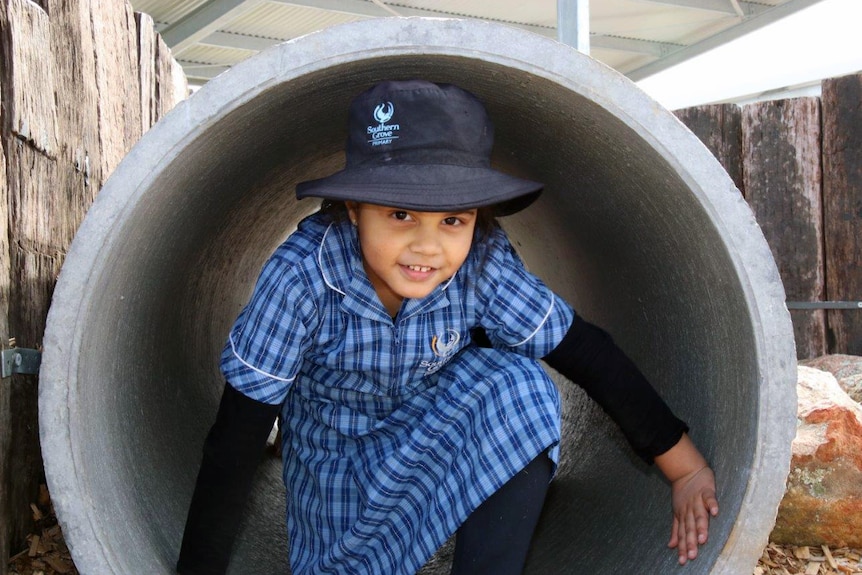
[{"xmin": 40, "ymin": 17, "xmax": 796, "ymax": 575}]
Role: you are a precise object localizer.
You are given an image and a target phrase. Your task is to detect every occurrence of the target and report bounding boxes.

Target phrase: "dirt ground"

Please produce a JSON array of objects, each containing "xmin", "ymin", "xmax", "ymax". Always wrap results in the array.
[{"xmin": 6, "ymin": 486, "xmax": 862, "ymax": 575}]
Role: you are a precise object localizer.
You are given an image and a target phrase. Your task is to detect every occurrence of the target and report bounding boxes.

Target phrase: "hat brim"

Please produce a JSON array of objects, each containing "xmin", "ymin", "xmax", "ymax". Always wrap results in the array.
[{"xmin": 296, "ymin": 164, "xmax": 543, "ymax": 216}]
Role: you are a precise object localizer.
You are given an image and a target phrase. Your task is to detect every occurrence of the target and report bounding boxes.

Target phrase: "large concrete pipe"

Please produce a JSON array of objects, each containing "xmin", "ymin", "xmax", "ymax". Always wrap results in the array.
[{"xmin": 41, "ymin": 18, "xmax": 796, "ymax": 575}]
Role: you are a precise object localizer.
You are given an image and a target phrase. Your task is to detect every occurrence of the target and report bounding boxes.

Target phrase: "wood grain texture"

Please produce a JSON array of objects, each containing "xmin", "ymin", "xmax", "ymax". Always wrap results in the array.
[
  {"xmin": 743, "ymin": 98, "xmax": 825, "ymax": 359},
  {"xmin": 823, "ymin": 73, "xmax": 862, "ymax": 354},
  {"xmin": 91, "ymin": 0, "xmax": 141, "ymax": 180},
  {"xmin": 0, "ymin": 0, "xmax": 188, "ymax": 564},
  {"xmin": 675, "ymin": 103, "xmax": 744, "ymax": 196},
  {"xmin": 49, "ymin": 0, "xmax": 102, "ymax": 193},
  {"xmin": 0, "ymin": 127, "xmax": 11, "ymax": 575},
  {"xmin": 1, "ymin": 0, "xmax": 57, "ymax": 155},
  {"xmin": 137, "ymin": 11, "xmax": 188, "ymax": 134}
]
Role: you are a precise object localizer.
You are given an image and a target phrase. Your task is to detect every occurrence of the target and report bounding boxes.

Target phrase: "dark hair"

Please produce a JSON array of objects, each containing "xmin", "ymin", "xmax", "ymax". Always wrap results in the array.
[
  {"xmin": 319, "ymin": 199, "xmax": 351, "ymax": 223},
  {"xmin": 318, "ymin": 200, "xmax": 499, "ymax": 242}
]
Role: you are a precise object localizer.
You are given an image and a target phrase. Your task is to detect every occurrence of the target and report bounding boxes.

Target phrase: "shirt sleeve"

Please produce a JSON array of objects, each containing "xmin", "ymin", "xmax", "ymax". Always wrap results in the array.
[
  {"xmin": 220, "ymin": 251, "xmax": 318, "ymax": 405},
  {"xmin": 474, "ymin": 229, "xmax": 575, "ymax": 358}
]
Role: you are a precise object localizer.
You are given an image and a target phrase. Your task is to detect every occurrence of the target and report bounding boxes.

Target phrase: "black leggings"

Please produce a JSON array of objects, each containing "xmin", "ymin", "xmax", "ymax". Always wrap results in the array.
[{"xmin": 450, "ymin": 452, "xmax": 553, "ymax": 575}]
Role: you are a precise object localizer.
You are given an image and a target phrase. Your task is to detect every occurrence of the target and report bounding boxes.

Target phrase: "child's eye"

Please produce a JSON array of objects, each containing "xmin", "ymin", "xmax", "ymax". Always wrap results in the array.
[
  {"xmin": 392, "ymin": 211, "xmax": 410, "ymax": 221},
  {"xmin": 442, "ymin": 217, "xmax": 461, "ymax": 226}
]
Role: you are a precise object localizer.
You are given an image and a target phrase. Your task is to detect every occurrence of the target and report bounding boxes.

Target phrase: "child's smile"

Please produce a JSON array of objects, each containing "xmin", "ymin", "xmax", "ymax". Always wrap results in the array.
[
  {"xmin": 347, "ymin": 202, "xmax": 477, "ymax": 317},
  {"xmin": 401, "ymin": 264, "xmax": 436, "ymax": 280}
]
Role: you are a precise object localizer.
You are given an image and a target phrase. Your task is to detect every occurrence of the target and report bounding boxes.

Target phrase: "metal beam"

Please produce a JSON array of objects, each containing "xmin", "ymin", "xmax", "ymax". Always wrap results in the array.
[
  {"xmin": 176, "ymin": 0, "xmax": 699, "ymax": 84},
  {"xmin": 638, "ymin": 0, "xmax": 770, "ymax": 16},
  {"xmin": 592, "ymin": 35, "xmax": 682, "ymax": 57},
  {"xmin": 729, "ymin": 0, "xmax": 747, "ymax": 18},
  {"xmin": 266, "ymin": 0, "xmax": 440, "ymax": 18},
  {"xmin": 178, "ymin": 60, "xmax": 232, "ymax": 81},
  {"xmin": 218, "ymin": 3, "xmax": 681, "ymax": 56},
  {"xmin": 199, "ymin": 31, "xmax": 281, "ymax": 51},
  {"xmin": 161, "ymin": 0, "xmax": 266, "ymax": 55},
  {"xmin": 557, "ymin": 0, "xmax": 590, "ymax": 54},
  {"xmin": 265, "ymin": 0, "xmax": 562, "ymax": 39},
  {"xmin": 627, "ymin": 0, "xmax": 829, "ymax": 81},
  {"xmin": 197, "ymin": 26, "xmax": 680, "ymax": 60}
]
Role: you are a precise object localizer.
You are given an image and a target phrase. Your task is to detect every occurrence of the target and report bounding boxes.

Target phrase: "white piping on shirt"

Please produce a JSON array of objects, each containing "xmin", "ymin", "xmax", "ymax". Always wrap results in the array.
[
  {"xmin": 511, "ymin": 296, "xmax": 556, "ymax": 347},
  {"xmin": 441, "ymin": 270, "xmax": 458, "ymax": 290},
  {"xmin": 228, "ymin": 332, "xmax": 297, "ymax": 382},
  {"xmin": 319, "ymin": 223, "xmax": 346, "ymax": 296}
]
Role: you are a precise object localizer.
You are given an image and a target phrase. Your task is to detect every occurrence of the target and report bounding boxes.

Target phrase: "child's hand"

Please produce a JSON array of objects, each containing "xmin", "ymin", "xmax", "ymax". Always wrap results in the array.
[
  {"xmin": 654, "ymin": 434, "xmax": 719, "ymax": 565},
  {"xmin": 667, "ymin": 465, "xmax": 719, "ymax": 565}
]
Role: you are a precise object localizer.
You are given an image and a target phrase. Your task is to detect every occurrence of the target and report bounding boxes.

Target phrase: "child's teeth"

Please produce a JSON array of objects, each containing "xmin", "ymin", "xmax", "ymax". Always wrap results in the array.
[{"xmin": 409, "ymin": 265, "xmax": 431, "ymax": 272}]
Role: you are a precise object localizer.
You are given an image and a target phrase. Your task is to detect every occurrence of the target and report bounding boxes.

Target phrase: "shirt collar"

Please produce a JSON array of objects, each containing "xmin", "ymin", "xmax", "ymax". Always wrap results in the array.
[{"xmin": 317, "ymin": 220, "xmax": 453, "ymax": 323}]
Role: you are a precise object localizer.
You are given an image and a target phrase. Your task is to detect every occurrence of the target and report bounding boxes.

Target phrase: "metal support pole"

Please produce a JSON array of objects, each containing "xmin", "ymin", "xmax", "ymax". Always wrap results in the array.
[
  {"xmin": 557, "ymin": 0, "xmax": 590, "ymax": 54},
  {"xmin": 786, "ymin": 301, "xmax": 862, "ymax": 310}
]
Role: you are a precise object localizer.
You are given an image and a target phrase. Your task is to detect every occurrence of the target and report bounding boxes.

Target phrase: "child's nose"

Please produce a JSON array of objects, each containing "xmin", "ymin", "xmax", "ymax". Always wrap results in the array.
[{"xmin": 410, "ymin": 226, "xmax": 442, "ymax": 254}]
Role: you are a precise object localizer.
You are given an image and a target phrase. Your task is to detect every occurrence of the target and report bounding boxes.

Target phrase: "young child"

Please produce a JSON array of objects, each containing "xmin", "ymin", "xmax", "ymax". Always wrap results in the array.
[{"xmin": 177, "ymin": 80, "xmax": 718, "ymax": 575}]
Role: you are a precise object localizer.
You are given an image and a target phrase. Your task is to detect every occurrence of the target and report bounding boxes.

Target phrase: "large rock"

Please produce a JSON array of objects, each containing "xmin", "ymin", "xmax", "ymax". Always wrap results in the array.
[
  {"xmin": 771, "ymin": 366, "xmax": 862, "ymax": 547},
  {"xmin": 801, "ymin": 354, "xmax": 862, "ymax": 403}
]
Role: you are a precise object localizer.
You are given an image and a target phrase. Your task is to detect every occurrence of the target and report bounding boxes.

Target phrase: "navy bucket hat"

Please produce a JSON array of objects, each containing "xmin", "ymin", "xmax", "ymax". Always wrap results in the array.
[{"xmin": 295, "ymin": 80, "xmax": 543, "ymax": 216}]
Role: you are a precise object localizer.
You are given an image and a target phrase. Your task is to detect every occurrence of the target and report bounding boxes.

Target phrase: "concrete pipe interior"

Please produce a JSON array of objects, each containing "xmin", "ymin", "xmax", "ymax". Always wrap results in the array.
[{"xmin": 41, "ymin": 18, "xmax": 796, "ymax": 575}]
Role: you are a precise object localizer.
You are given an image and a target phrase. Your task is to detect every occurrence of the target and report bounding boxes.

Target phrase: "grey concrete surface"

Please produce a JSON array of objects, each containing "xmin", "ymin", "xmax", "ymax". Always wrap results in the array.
[{"xmin": 39, "ymin": 17, "xmax": 796, "ymax": 575}]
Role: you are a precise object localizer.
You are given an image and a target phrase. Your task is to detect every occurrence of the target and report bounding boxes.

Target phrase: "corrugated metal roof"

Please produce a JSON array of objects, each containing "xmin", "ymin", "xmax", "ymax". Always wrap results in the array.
[{"xmin": 127, "ymin": 0, "xmax": 826, "ymax": 87}]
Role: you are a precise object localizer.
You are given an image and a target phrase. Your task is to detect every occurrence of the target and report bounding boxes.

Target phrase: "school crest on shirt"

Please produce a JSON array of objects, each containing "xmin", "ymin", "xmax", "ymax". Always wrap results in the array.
[
  {"xmin": 431, "ymin": 329, "xmax": 461, "ymax": 356},
  {"xmin": 420, "ymin": 329, "xmax": 462, "ymax": 374}
]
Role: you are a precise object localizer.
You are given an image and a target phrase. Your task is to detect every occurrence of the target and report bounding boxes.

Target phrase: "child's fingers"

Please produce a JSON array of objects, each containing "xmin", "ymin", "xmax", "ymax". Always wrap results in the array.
[
  {"xmin": 675, "ymin": 517, "xmax": 689, "ymax": 564},
  {"xmin": 679, "ymin": 499, "xmax": 716, "ymax": 563},
  {"xmin": 696, "ymin": 488, "xmax": 719, "ymax": 545},
  {"xmin": 703, "ymin": 489, "xmax": 720, "ymax": 516},
  {"xmin": 668, "ymin": 516, "xmax": 680, "ymax": 549},
  {"xmin": 669, "ymin": 478, "xmax": 720, "ymax": 563},
  {"xmin": 683, "ymin": 507, "xmax": 699, "ymax": 562},
  {"xmin": 694, "ymin": 502, "xmax": 711, "ymax": 545},
  {"xmin": 672, "ymin": 508, "xmax": 692, "ymax": 564}
]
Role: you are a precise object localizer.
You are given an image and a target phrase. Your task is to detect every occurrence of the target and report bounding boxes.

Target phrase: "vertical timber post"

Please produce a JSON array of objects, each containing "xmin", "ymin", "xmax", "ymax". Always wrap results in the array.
[
  {"xmin": 0, "ymin": 0, "xmax": 188, "ymax": 570},
  {"xmin": 742, "ymin": 98, "xmax": 825, "ymax": 360},
  {"xmin": 675, "ymin": 104, "xmax": 744, "ymax": 197},
  {"xmin": 822, "ymin": 73, "xmax": 862, "ymax": 354},
  {"xmin": 0, "ymin": 111, "xmax": 10, "ymax": 575}
]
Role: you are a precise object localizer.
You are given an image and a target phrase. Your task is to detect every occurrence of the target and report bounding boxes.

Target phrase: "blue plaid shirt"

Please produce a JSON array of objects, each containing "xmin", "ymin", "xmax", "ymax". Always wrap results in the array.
[{"xmin": 221, "ymin": 213, "xmax": 574, "ymax": 573}]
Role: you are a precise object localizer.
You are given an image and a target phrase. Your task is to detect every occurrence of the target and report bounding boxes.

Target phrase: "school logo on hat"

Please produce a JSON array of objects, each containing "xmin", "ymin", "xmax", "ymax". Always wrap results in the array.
[
  {"xmin": 367, "ymin": 101, "xmax": 400, "ymax": 146},
  {"xmin": 373, "ymin": 102, "xmax": 394, "ymax": 123}
]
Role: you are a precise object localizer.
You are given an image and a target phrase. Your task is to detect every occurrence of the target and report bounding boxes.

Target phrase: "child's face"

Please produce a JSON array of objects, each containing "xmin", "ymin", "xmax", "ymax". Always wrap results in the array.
[{"xmin": 346, "ymin": 202, "xmax": 477, "ymax": 317}]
